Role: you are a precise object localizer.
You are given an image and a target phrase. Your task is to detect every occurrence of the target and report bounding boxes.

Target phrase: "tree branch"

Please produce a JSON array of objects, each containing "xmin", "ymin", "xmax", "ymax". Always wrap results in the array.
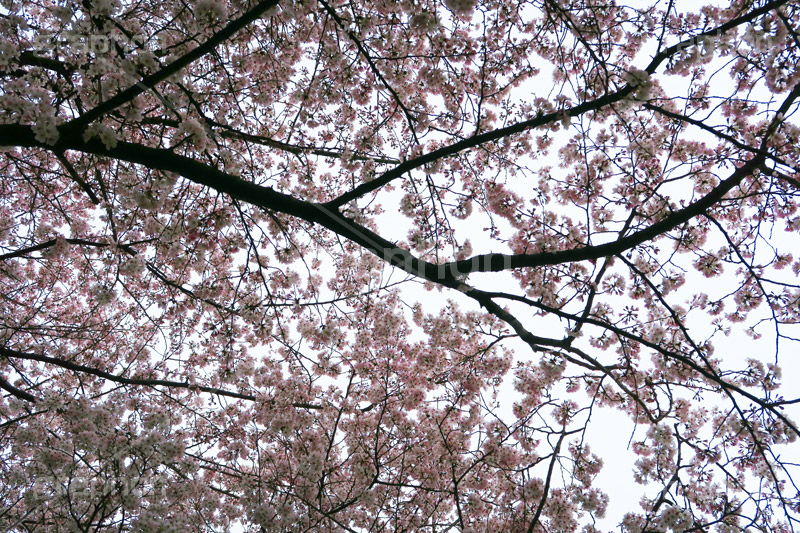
[
  {"xmin": 62, "ymin": 0, "xmax": 280, "ymax": 133},
  {"xmin": 0, "ymin": 345, "xmax": 323, "ymax": 409},
  {"xmin": 0, "ymin": 373, "xmax": 37, "ymax": 403}
]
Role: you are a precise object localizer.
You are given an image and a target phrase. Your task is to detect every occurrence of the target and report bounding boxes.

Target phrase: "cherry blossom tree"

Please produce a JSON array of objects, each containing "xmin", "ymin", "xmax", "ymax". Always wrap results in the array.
[{"xmin": 0, "ymin": 0, "xmax": 799, "ymax": 530}]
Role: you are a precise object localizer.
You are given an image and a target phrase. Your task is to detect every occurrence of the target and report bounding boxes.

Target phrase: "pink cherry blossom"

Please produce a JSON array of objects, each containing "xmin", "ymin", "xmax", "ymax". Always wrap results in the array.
[{"xmin": 0, "ymin": 0, "xmax": 798, "ymax": 531}]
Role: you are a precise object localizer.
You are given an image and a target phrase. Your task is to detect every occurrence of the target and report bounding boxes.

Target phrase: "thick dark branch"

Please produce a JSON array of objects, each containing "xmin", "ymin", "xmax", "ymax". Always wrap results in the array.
[
  {"xmin": 324, "ymin": 0, "xmax": 790, "ymax": 209},
  {"xmin": 0, "ymin": 115, "xmax": 775, "ymax": 292},
  {"xmin": 0, "ymin": 373, "xmax": 37, "ymax": 403},
  {"xmin": 0, "ymin": 238, "xmax": 64, "ymax": 260},
  {"xmin": 765, "ymin": 165, "xmax": 800, "ymax": 190},
  {"xmin": 446, "ymin": 155, "xmax": 763, "ymax": 274},
  {"xmin": 447, "ymin": 79, "xmax": 800, "ymax": 275},
  {"xmin": 17, "ymin": 51, "xmax": 75, "ymax": 77},
  {"xmin": 0, "ymin": 124, "xmax": 463, "ymax": 287}
]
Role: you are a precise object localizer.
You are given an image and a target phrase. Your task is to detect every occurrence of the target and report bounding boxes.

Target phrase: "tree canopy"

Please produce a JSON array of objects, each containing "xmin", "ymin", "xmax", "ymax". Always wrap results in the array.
[{"xmin": 0, "ymin": 0, "xmax": 799, "ymax": 531}]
